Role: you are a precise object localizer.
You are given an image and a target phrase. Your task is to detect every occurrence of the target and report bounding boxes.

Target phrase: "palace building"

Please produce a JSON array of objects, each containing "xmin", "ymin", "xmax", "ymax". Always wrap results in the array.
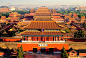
[
  {"xmin": 34, "ymin": 7, "xmax": 52, "ymax": 21},
  {"xmin": 18, "ymin": 21, "xmax": 66, "ymax": 41},
  {"xmin": 0, "ymin": 7, "xmax": 75, "ymax": 53},
  {"xmin": 17, "ymin": 21, "xmax": 70, "ymax": 53},
  {"xmin": 17, "ymin": 7, "xmax": 73, "ymax": 53}
]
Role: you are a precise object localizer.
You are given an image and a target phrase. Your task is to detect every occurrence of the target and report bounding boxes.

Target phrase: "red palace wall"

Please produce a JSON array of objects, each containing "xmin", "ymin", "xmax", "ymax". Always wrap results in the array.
[
  {"xmin": 0, "ymin": 53, "xmax": 7, "ymax": 56},
  {"xmin": 79, "ymin": 53, "xmax": 86, "ymax": 56},
  {"xmin": 3, "ymin": 39, "xmax": 21, "ymax": 42},
  {"xmin": 66, "ymin": 39, "xmax": 86, "ymax": 42},
  {"xmin": 68, "ymin": 53, "xmax": 77, "ymax": 56},
  {"xmin": 17, "ymin": 43, "xmax": 68, "ymax": 51}
]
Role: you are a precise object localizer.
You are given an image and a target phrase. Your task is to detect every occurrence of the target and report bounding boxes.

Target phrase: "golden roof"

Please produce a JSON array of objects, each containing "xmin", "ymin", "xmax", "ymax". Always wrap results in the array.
[
  {"xmin": 52, "ymin": 9, "xmax": 57, "ymax": 13},
  {"xmin": 0, "ymin": 24, "xmax": 2, "ymax": 27},
  {"xmin": 35, "ymin": 7, "xmax": 51, "ymax": 13},
  {"xmin": 70, "ymin": 26, "xmax": 76, "ymax": 29},
  {"xmin": 30, "ymin": 9, "xmax": 35, "ymax": 13},
  {"xmin": 34, "ymin": 7, "xmax": 52, "ymax": 21},
  {"xmin": 23, "ymin": 21, "xmax": 63, "ymax": 29},
  {"xmin": 1, "ymin": 16, "xmax": 6, "ymax": 19},
  {"xmin": 2, "ymin": 31, "xmax": 8, "ymax": 34},
  {"xmin": 9, "ymin": 27, "xmax": 17, "ymax": 31}
]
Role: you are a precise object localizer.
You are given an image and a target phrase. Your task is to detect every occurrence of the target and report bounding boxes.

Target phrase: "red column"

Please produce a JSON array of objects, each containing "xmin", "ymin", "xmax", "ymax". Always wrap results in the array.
[
  {"xmin": 51, "ymin": 37, "xmax": 53, "ymax": 41},
  {"xmin": 49, "ymin": 37, "xmax": 53, "ymax": 41},
  {"xmin": 25, "ymin": 36, "xmax": 28, "ymax": 41},
  {"xmin": 28, "ymin": 36, "xmax": 32, "ymax": 41},
  {"xmin": 59, "ymin": 36, "xmax": 61, "ymax": 41},
  {"xmin": 45, "ymin": 37, "xmax": 47, "ymax": 41},
  {"xmin": 56, "ymin": 37, "xmax": 58, "ymax": 41},
  {"xmin": 48, "ymin": 37, "xmax": 50, "ymax": 41},
  {"xmin": 42, "ymin": 37, "xmax": 45, "ymax": 41},
  {"xmin": 38, "ymin": 37, "xmax": 41, "ymax": 41},
  {"xmin": 33, "ymin": 37, "xmax": 37, "ymax": 41},
  {"xmin": 35, "ymin": 37, "xmax": 37, "ymax": 41}
]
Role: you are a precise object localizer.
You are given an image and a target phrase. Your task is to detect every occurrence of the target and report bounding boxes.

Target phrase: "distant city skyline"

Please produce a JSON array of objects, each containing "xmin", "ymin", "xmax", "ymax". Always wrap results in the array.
[{"xmin": 0, "ymin": 0, "xmax": 86, "ymax": 6}]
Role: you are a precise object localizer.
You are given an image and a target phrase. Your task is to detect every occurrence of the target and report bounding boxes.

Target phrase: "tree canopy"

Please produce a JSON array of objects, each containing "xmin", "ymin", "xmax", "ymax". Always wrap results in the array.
[
  {"xmin": 74, "ymin": 30, "xmax": 85, "ymax": 38},
  {"xmin": 83, "ymin": 22, "xmax": 86, "ymax": 28},
  {"xmin": 61, "ymin": 47, "xmax": 68, "ymax": 58},
  {"xmin": 12, "ymin": 10, "xmax": 30, "ymax": 14},
  {"xmin": 0, "ymin": 13, "xmax": 9, "ymax": 18},
  {"xmin": 57, "ymin": 10, "xmax": 86, "ymax": 18},
  {"xmin": 17, "ymin": 45, "xmax": 24, "ymax": 58}
]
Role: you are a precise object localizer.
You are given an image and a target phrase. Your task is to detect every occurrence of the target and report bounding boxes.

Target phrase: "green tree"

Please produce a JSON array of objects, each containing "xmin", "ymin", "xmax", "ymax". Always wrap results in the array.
[
  {"xmin": 0, "ymin": 13, "xmax": 9, "ymax": 18},
  {"xmin": 20, "ymin": 45, "xmax": 24, "ymax": 56},
  {"xmin": 57, "ymin": 11, "xmax": 63, "ymax": 14},
  {"xmin": 12, "ymin": 10, "xmax": 30, "ymax": 14},
  {"xmin": 65, "ymin": 29, "xmax": 70, "ymax": 33},
  {"xmin": 83, "ymin": 22, "xmax": 86, "ymax": 28},
  {"xmin": 74, "ymin": 32, "xmax": 79, "ymax": 38},
  {"xmin": 61, "ymin": 47, "xmax": 68, "ymax": 58},
  {"xmin": 78, "ymin": 14, "xmax": 85, "ymax": 18},
  {"xmin": 10, "ymin": 31, "xmax": 16, "ymax": 36},
  {"xmin": 74, "ymin": 30, "xmax": 85, "ymax": 38},
  {"xmin": 17, "ymin": 45, "xmax": 24, "ymax": 58},
  {"xmin": 18, "ymin": 28, "xmax": 23, "ymax": 32},
  {"xmin": 79, "ymin": 30, "xmax": 84, "ymax": 37}
]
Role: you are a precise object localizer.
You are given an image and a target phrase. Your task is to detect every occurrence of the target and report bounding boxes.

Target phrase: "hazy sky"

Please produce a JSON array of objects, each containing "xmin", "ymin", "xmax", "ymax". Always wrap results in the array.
[{"xmin": 0, "ymin": 0, "xmax": 86, "ymax": 6}]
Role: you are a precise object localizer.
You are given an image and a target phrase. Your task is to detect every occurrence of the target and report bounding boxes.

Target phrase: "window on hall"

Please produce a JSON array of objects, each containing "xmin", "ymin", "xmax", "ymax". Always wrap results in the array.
[{"xmin": 72, "ymin": 54, "xmax": 73, "ymax": 56}]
